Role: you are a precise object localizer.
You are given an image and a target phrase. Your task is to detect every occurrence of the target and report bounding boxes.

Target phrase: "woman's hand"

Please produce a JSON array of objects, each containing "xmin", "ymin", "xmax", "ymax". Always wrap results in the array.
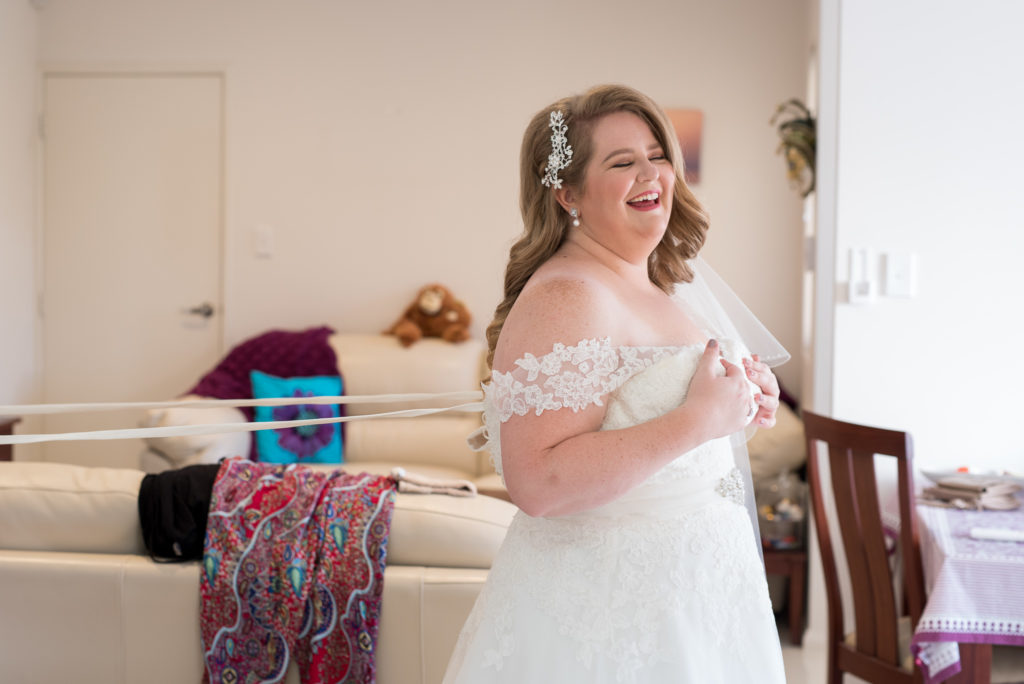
[
  {"xmin": 744, "ymin": 353, "xmax": 780, "ymax": 428},
  {"xmin": 684, "ymin": 339, "xmax": 757, "ymax": 441}
]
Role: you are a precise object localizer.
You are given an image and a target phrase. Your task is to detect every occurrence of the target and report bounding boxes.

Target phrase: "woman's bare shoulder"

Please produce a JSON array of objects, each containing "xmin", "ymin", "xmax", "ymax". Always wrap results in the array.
[{"xmin": 495, "ymin": 264, "xmax": 622, "ymax": 372}]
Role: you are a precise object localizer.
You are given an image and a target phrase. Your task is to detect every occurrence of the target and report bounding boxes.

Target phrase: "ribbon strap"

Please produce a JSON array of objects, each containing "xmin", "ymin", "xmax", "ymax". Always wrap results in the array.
[
  {"xmin": 0, "ymin": 392, "xmax": 484, "ymax": 446},
  {"xmin": 0, "ymin": 390, "xmax": 483, "ymax": 416}
]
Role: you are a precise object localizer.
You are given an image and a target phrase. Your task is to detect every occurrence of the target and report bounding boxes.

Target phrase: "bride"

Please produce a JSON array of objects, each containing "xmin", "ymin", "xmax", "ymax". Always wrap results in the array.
[{"xmin": 443, "ymin": 84, "xmax": 788, "ymax": 683}]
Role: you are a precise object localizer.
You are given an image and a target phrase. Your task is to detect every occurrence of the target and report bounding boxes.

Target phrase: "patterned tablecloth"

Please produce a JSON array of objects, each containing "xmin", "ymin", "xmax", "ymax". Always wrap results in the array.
[{"xmin": 910, "ymin": 491, "xmax": 1024, "ymax": 683}]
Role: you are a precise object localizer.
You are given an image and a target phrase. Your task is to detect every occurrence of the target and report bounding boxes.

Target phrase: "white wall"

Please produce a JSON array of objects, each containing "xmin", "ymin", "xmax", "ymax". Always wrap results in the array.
[
  {"xmin": 34, "ymin": 0, "xmax": 810, "ymax": 396},
  {"xmin": 830, "ymin": 0, "xmax": 1024, "ymax": 472},
  {"xmin": 805, "ymin": 0, "xmax": 1024, "ymax": 656},
  {"xmin": 0, "ymin": 0, "xmax": 39, "ymax": 407}
]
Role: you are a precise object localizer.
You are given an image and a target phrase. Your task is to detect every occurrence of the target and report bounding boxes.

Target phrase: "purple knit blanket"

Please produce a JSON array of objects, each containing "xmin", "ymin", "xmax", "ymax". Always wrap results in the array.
[{"xmin": 188, "ymin": 326, "xmax": 340, "ymax": 452}]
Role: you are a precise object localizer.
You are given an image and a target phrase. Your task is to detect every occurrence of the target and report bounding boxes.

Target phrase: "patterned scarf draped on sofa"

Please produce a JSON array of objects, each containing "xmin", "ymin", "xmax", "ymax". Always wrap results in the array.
[{"xmin": 200, "ymin": 458, "xmax": 396, "ymax": 684}]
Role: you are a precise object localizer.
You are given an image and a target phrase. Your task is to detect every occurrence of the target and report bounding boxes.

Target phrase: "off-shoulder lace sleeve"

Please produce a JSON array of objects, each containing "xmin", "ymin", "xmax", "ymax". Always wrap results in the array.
[
  {"xmin": 485, "ymin": 337, "xmax": 675, "ymax": 423},
  {"xmin": 474, "ymin": 338, "xmax": 683, "ymax": 479}
]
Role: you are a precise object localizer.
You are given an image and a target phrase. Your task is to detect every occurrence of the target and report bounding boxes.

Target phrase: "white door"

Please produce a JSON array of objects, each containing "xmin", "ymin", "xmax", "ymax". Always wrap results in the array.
[{"xmin": 41, "ymin": 73, "xmax": 224, "ymax": 468}]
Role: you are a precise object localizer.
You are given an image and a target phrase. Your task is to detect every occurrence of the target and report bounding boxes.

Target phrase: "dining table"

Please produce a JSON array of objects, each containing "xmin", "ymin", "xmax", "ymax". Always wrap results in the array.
[{"xmin": 901, "ymin": 487, "xmax": 1024, "ymax": 684}]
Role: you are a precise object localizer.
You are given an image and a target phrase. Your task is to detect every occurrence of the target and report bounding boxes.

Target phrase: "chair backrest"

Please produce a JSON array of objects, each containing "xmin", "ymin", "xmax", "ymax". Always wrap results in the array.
[{"xmin": 802, "ymin": 411, "xmax": 926, "ymax": 684}]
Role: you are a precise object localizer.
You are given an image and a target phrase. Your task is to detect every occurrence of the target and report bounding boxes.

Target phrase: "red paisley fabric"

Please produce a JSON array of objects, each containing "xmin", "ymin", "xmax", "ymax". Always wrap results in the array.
[{"xmin": 200, "ymin": 458, "xmax": 396, "ymax": 683}]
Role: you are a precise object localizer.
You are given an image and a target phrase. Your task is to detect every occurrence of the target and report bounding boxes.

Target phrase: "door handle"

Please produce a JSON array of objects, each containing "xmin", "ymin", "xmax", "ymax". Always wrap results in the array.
[{"xmin": 186, "ymin": 302, "xmax": 215, "ymax": 318}]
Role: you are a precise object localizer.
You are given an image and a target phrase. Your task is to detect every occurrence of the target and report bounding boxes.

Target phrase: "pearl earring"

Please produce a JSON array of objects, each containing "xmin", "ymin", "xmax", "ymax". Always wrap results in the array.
[{"xmin": 570, "ymin": 208, "xmax": 580, "ymax": 227}]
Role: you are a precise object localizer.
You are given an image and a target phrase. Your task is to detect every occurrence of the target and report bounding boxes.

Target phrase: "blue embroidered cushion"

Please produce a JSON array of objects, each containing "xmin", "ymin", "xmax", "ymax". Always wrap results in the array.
[{"xmin": 250, "ymin": 370, "xmax": 343, "ymax": 464}]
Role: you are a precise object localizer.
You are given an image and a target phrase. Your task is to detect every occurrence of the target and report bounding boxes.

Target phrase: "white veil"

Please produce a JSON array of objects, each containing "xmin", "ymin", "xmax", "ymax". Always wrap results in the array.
[
  {"xmin": 675, "ymin": 257, "xmax": 791, "ymax": 368},
  {"xmin": 673, "ymin": 256, "xmax": 791, "ymax": 560}
]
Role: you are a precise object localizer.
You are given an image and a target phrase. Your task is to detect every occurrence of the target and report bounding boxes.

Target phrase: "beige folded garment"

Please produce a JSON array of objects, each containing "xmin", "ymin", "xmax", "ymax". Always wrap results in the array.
[
  {"xmin": 926, "ymin": 485, "xmax": 985, "ymax": 500},
  {"xmin": 391, "ymin": 467, "xmax": 477, "ymax": 497},
  {"xmin": 922, "ymin": 485, "xmax": 1020, "ymax": 502},
  {"xmin": 937, "ymin": 475, "xmax": 1021, "ymax": 496}
]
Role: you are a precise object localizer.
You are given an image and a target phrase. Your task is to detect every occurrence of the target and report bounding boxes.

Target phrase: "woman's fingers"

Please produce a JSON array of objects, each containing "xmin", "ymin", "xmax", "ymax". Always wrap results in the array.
[
  {"xmin": 704, "ymin": 341, "xmax": 746, "ymax": 386},
  {"xmin": 752, "ymin": 394, "xmax": 778, "ymax": 428},
  {"xmin": 754, "ymin": 392, "xmax": 780, "ymax": 412},
  {"xmin": 691, "ymin": 340, "xmax": 759, "ymax": 435},
  {"xmin": 720, "ymin": 357, "xmax": 761, "ymax": 424},
  {"xmin": 742, "ymin": 354, "xmax": 781, "ymax": 427},
  {"xmin": 719, "ymin": 356, "xmax": 745, "ymax": 379},
  {"xmin": 700, "ymin": 338, "xmax": 720, "ymax": 365},
  {"xmin": 743, "ymin": 356, "xmax": 779, "ymax": 397}
]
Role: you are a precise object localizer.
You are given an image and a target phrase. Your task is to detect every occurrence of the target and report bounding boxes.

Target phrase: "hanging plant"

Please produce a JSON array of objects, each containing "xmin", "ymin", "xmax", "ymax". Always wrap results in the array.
[{"xmin": 771, "ymin": 99, "xmax": 816, "ymax": 197}]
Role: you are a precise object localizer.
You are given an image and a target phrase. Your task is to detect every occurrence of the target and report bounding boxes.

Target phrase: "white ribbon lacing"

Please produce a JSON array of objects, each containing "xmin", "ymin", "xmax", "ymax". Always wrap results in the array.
[{"xmin": 0, "ymin": 391, "xmax": 485, "ymax": 446}]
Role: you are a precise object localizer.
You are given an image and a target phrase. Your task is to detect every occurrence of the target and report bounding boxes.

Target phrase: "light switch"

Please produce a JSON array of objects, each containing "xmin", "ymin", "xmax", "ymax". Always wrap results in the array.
[
  {"xmin": 884, "ymin": 252, "xmax": 916, "ymax": 298},
  {"xmin": 255, "ymin": 224, "xmax": 274, "ymax": 258}
]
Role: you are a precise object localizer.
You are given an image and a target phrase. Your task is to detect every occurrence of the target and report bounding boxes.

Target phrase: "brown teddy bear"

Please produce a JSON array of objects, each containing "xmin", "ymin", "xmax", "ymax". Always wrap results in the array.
[{"xmin": 385, "ymin": 283, "xmax": 472, "ymax": 347}]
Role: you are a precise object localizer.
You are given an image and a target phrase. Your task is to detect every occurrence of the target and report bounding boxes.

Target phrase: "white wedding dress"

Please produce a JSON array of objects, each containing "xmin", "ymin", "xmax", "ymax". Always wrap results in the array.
[{"xmin": 443, "ymin": 338, "xmax": 787, "ymax": 684}]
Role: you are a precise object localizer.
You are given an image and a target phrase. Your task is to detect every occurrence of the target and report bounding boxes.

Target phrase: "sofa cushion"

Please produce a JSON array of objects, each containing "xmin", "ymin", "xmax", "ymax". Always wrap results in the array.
[
  {"xmin": 0, "ymin": 461, "xmax": 515, "ymax": 569},
  {"xmin": 344, "ymin": 415, "xmax": 484, "ymax": 476},
  {"xmin": 329, "ymin": 334, "xmax": 486, "ymax": 415},
  {"xmin": 473, "ymin": 471, "xmax": 505, "ymax": 495},
  {"xmin": 0, "ymin": 462, "xmax": 145, "ymax": 554},
  {"xmin": 139, "ymin": 395, "xmax": 251, "ymax": 469},
  {"xmin": 387, "ymin": 491, "xmax": 516, "ymax": 569},
  {"xmin": 325, "ymin": 463, "xmax": 515, "ymax": 568}
]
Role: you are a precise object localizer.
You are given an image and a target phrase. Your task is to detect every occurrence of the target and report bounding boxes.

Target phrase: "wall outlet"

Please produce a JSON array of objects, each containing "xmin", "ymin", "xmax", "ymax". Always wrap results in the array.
[{"xmin": 848, "ymin": 247, "xmax": 875, "ymax": 304}]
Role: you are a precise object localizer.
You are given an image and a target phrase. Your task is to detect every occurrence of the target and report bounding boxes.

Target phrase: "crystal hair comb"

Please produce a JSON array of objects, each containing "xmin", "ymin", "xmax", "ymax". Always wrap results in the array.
[{"xmin": 541, "ymin": 111, "xmax": 573, "ymax": 189}]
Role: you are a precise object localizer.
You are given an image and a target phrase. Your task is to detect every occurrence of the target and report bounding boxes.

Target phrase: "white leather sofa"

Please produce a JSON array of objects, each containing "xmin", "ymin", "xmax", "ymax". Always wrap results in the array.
[
  {"xmin": 138, "ymin": 333, "xmax": 503, "ymax": 492},
  {"xmin": 0, "ymin": 334, "xmax": 515, "ymax": 684}
]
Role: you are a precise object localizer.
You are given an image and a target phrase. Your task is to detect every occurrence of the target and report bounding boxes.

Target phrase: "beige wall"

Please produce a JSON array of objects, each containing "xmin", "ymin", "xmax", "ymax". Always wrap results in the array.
[
  {"xmin": 32, "ymin": 0, "xmax": 810, "ymax": 396},
  {"xmin": 0, "ymin": 0, "xmax": 38, "ymax": 406}
]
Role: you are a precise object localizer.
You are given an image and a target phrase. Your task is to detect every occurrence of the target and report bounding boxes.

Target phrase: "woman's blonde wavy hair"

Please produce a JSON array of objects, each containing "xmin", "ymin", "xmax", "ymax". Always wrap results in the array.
[{"xmin": 484, "ymin": 84, "xmax": 710, "ymax": 369}]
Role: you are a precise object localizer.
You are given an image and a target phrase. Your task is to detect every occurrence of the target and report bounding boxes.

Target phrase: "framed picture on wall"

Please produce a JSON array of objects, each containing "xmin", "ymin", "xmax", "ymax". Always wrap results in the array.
[{"xmin": 665, "ymin": 109, "xmax": 703, "ymax": 185}]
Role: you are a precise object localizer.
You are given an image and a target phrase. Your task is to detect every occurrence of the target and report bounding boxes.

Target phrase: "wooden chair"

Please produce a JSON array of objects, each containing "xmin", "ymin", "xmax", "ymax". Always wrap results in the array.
[{"xmin": 803, "ymin": 411, "xmax": 925, "ymax": 684}]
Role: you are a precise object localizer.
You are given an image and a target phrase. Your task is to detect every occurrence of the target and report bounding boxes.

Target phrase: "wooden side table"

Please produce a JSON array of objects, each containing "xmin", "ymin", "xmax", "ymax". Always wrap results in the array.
[
  {"xmin": 763, "ymin": 547, "xmax": 807, "ymax": 645},
  {"xmin": 0, "ymin": 416, "xmax": 21, "ymax": 462}
]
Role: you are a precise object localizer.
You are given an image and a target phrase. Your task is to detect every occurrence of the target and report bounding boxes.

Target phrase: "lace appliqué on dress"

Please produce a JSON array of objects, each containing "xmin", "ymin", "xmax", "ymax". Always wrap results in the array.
[
  {"xmin": 490, "ymin": 338, "xmax": 678, "ymax": 421},
  {"xmin": 480, "ymin": 338, "xmax": 681, "ymax": 477}
]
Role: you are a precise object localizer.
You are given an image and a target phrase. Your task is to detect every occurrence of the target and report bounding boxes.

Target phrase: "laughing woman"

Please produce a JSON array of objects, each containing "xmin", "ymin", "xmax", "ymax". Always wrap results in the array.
[{"xmin": 443, "ymin": 84, "xmax": 788, "ymax": 684}]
